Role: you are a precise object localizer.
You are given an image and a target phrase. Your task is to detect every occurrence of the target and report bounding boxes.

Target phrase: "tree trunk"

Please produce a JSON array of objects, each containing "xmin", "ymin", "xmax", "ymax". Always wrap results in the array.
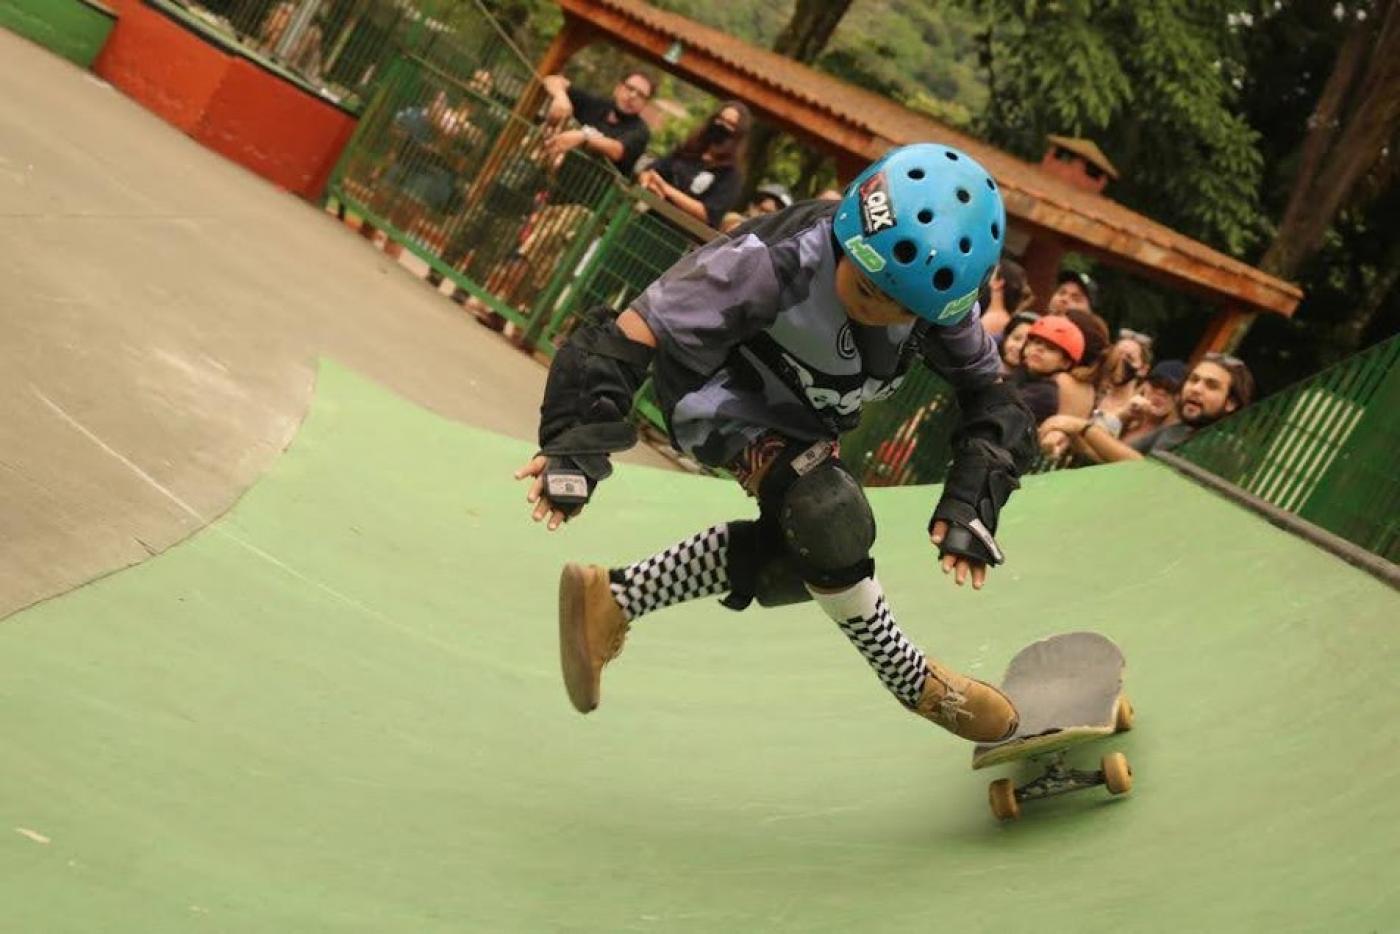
[
  {"xmin": 1258, "ymin": 1, "xmax": 1400, "ymax": 282},
  {"xmin": 1229, "ymin": 1, "xmax": 1400, "ymax": 352},
  {"xmin": 1328, "ymin": 233, "xmax": 1400, "ymax": 362},
  {"xmin": 740, "ymin": 0, "xmax": 854, "ymax": 204}
]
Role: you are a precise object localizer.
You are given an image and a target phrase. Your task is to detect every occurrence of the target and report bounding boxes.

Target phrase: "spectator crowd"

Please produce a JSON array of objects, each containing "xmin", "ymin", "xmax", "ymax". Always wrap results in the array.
[{"xmin": 978, "ymin": 261, "xmax": 1256, "ymax": 467}]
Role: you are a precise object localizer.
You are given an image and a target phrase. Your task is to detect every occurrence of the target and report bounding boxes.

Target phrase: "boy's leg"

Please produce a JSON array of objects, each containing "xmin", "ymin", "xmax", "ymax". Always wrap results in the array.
[
  {"xmin": 752, "ymin": 440, "xmax": 1018, "ymax": 743},
  {"xmin": 557, "ymin": 436, "xmax": 1016, "ymax": 740},
  {"xmin": 557, "ymin": 435, "xmax": 812, "ymax": 714},
  {"xmin": 558, "ymin": 523, "xmax": 738, "ymax": 713}
]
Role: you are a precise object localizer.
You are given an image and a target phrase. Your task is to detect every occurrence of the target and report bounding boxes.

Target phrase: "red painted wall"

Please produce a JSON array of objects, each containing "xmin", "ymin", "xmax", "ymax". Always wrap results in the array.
[
  {"xmin": 196, "ymin": 58, "xmax": 357, "ymax": 199},
  {"xmin": 93, "ymin": 1, "xmax": 356, "ymax": 199},
  {"xmin": 95, "ymin": 0, "xmax": 224, "ymax": 133}
]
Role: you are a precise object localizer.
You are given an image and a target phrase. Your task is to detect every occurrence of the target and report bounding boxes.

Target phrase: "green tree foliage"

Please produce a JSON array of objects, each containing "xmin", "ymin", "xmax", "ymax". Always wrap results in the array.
[
  {"xmin": 1233, "ymin": 0, "xmax": 1400, "ymax": 388},
  {"xmin": 641, "ymin": 0, "xmax": 990, "ymax": 195},
  {"xmin": 963, "ymin": 0, "xmax": 1265, "ymax": 256}
]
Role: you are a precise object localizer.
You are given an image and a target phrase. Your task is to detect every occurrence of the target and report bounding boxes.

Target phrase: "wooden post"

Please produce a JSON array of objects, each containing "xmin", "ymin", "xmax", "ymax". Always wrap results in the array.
[
  {"xmin": 462, "ymin": 14, "xmax": 599, "ymax": 213},
  {"xmin": 1192, "ymin": 306, "xmax": 1252, "ymax": 363},
  {"xmin": 1018, "ymin": 232, "xmax": 1065, "ymax": 313},
  {"xmin": 833, "ymin": 150, "xmax": 868, "ymax": 186}
]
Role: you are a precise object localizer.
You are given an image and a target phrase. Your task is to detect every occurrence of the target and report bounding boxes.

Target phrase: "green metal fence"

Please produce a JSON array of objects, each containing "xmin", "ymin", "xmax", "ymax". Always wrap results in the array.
[
  {"xmin": 329, "ymin": 42, "xmax": 700, "ymax": 345},
  {"xmin": 176, "ymin": 0, "xmax": 527, "ymax": 111},
  {"xmin": 1174, "ymin": 335, "xmax": 1400, "ymax": 563}
]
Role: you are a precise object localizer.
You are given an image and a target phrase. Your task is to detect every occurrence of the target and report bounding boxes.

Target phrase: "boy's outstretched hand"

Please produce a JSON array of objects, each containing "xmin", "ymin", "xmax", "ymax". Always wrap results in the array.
[
  {"xmin": 929, "ymin": 519, "xmax": 988, "ymax": 590},
  {"xmin": 513, "ymin": 455, "xmax": 574, "ymax": 531}
]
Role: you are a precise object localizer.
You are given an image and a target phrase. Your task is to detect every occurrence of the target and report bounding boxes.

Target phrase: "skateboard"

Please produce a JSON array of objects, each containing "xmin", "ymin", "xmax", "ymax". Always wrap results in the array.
[{"xmin": 972, "ymin": 631, "xmax": 1135, "ymax": 821}]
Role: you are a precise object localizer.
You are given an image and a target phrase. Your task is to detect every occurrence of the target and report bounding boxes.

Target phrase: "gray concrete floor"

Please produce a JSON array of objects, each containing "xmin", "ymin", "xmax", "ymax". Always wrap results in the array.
[{"xmin": 0, "ymin": 29, "xmax": 674, "ymax": 618}]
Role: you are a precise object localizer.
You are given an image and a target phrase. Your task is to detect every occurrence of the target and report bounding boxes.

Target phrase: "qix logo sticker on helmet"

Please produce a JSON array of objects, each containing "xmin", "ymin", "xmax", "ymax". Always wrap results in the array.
[
  {"xmin": 857, "ymin": 171, "xmax": 896, "ymax": 237},
  {"xmin": 842, "ymin": 235, "xmax": 885, "ymax": 274}
]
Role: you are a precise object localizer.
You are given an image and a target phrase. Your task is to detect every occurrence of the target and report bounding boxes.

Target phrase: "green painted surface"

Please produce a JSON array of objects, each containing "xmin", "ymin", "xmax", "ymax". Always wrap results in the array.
[
  {"xmin": 0, "ymin": 0, "xmax": 114, "ymax": 69},
  {"xmin": 2, "ymin": 362, "xmax": 1396, "ymax": 932}
]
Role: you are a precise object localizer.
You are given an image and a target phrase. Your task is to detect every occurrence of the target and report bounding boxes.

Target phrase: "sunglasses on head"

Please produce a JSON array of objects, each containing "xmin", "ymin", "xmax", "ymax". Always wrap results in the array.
[
  {"xmin": 1204, "ymin": 351, "xmax": 1244, "ymax": 366},
  {"xmin": 1118, "ymin": 328, "xmax": 1154, "ymax": 348}
]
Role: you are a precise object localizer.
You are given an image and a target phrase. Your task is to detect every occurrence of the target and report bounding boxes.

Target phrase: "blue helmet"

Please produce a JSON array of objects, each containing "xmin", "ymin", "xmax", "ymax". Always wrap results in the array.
[{"xmin": 833, "ymin": 143, "xmax": 1006, "ymax": 326}]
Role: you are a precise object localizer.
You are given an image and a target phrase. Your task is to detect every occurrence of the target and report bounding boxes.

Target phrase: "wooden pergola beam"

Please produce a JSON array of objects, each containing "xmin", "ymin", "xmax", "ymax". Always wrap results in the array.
[{"xmin": 556, "ymin": 0, "xmax": 1302, "ymax": 323}]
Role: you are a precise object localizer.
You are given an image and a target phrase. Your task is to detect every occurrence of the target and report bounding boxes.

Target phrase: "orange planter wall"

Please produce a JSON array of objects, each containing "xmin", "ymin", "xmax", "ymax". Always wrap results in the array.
[
  {"xmin": 93, "ymin": 1, "xmax": 357, "ymax": 199},
  {"xmin": 94, "ymin": 0, "xmax": 224, "ymax": 133},
  {"xmin": 196, "ymin": 58, "xmax": 357, "ymax": 199}
]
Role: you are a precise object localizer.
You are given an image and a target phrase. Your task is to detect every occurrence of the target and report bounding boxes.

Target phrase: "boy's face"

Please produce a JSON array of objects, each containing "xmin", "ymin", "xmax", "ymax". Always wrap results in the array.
[
  {"xmin": 834, "ymin": 256, "xmax": 916, "ymax": 327},
  {"xmin": 1022, "ymin": 335, "xmax": 1072, "ymax": 376}
]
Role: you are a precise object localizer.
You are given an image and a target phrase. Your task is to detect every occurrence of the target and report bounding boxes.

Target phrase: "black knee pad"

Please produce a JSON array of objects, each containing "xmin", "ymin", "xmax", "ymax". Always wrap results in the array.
[
  {"xmin": 777, "ymin": 460, "xmax": 876, "ymax": 588},
  {"xmin": 721, "ymin": 518, "xmax": 813, "ymax": 611}
]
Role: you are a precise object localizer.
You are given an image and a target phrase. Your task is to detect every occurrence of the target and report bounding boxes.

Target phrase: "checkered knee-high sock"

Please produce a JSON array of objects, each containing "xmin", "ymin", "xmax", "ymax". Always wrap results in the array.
[
  {"xmin": 609, "ymin": 524, "xmax": 731, "ymax": 622},
  {"xmin": 809, "ymin": 577, "xmax": 928, "ymax": 708}
]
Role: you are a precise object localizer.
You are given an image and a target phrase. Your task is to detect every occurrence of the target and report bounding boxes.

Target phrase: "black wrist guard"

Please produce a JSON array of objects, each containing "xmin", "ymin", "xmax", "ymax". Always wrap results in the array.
[
  {"xmin": 928, "ymin": 381, "xmax": 1036, "ymax": 566},
  {"xmin": 537, "ymin": 310, "xmax": 654, "ymax": 514}
]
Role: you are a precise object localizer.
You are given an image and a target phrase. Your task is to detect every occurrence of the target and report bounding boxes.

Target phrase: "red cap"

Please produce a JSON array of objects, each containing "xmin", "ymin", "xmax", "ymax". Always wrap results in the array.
[{"xmin": 1028, "ymin": 316, "xmax": 1085, "ymax": 364}]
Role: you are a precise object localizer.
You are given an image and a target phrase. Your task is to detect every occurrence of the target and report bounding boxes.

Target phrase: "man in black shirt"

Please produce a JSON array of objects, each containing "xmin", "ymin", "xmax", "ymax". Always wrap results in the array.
[{"xmin": 541, "ymin": 70, "xmax": 654, "ymax": 177}]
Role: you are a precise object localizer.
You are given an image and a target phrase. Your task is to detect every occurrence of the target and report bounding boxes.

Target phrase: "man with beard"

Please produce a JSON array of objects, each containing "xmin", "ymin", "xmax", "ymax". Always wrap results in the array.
[{"xmin": 1037, "ymin": 354, "xmax": 1255, "ymax": 462}]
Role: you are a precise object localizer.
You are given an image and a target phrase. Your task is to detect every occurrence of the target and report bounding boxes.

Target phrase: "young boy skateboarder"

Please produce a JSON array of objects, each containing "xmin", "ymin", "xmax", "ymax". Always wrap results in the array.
[{"xmin": 514, "ymin": 144, "xmax": 1037, "ymax": 743}]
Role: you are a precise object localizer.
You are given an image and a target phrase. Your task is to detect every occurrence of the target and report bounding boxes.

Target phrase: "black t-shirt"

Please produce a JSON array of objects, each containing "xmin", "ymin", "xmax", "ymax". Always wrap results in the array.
[
  {"xmin": 650, "ymin": 153, "xmax": 743, "ymax": 229},
  {"xmin": 1130, "ymin": 422, "xmax": 1196, "ymax": 454},
  {"xmin": 1007, "ymin": 368, "xmax": 1061, "ymax": 425},
  {"xmin": 567, "ymin": 87, "xmax": 649, "ymax": 175}
]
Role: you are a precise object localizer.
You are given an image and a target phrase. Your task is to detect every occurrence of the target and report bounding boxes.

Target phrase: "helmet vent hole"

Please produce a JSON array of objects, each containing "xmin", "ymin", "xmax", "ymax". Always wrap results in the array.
[
  {"xmin": 986, "ymin": 177, "xmax": 996, "ymax": 190},
  {"xmin": 956, "ymin": 188, "xmax": 971, "ymax": 203},
  {"xmin": 933, "ymin": 267, "xmax": 955, "ymax": 291},
  {"xmin": 945, "ymin": 151, "xmax": 959, "ymax": 161},
  {"xmin": 917, "ymin": 209, "xmax": 934, "ymax": 224},
  {"xmin": 908, "ymin": 168, "xmax": 926, "ymax": 180},
  {"xmin": 892, "ymin": 239, "xmax": 918, "ymax": 264},
  {"xmin": 991, "ymin": 222, "xmax": 1001, "ymax": 239},
  {"xmin": 959, "ymin": 237, "xmax": 972, "ymax": 254}
]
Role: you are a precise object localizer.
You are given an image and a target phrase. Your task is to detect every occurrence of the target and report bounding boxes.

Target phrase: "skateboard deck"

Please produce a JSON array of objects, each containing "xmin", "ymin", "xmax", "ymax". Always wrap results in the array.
[{"xmin": 972, "ymin": 631, "xmax": 1134, "ymax": 820}]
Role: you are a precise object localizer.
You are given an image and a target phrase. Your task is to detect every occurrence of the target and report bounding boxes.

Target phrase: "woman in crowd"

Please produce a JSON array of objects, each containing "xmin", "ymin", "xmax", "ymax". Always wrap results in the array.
[
  {"xmin": 637, "ymin": 101, "xmax": 753, "ymax": 229},
  {"xmin": 1053, "ymin": 307, "xmax": 1111, "ymax": 417},
  {"xmin": 978, "ymin": 259, "xmax": 1032, "ymax": 337},
  {"xmin": 1092, "ymin": 330, "xmax": 1154, "ymax": 430},
  {"xmin": 998, "ymin": 310, "xmax": 1038, "ymax": 375}
]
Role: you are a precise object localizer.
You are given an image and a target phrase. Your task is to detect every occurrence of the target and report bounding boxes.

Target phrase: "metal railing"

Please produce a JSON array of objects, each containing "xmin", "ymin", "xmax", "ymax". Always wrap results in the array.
[
  {"xmin": 329, "ymin": 44, "xmax": 703, "ymax": 346},
  {"xmin": 1174, "ymin": 334, "xmax": 1400, "ymax": 563},
  {"xmin": 172, "ymin": 0, "xmax": 516, "ymax": 111}
]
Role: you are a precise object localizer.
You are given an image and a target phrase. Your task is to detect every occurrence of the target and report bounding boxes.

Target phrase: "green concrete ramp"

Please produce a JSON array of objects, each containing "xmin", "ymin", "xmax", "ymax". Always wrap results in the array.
[{"xmin": 2, "ymin": 362, "xmax": 1396, "ymax": 932}]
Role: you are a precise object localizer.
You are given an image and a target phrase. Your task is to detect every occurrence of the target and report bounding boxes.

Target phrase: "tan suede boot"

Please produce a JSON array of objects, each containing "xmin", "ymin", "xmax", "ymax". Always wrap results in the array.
[
  {"xmin": 558, "ymin": 563, "xmax": 631, "ymax": 713},
  {"xmin": 913, "ymin": 659, "xmax": 1019, "ymax": 743}
]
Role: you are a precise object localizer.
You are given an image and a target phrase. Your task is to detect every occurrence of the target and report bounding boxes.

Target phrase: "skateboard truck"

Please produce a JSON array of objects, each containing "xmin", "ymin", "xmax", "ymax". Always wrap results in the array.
[{"xmin": 988, "ymin": 750, "xmax": 1133, "ymax": 822}]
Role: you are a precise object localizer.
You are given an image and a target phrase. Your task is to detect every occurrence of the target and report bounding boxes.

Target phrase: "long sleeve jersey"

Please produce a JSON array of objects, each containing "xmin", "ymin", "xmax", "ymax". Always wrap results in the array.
[{"xmin": 632, "ymin": 200, "xmax": 1001, "ymax": 467}]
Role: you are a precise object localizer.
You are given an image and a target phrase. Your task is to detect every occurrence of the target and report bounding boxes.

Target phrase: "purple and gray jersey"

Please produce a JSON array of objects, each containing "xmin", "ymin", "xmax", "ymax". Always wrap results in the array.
[{"xmin": 632, "ymin": 201, "xmax": 1001, "ymax": 468}]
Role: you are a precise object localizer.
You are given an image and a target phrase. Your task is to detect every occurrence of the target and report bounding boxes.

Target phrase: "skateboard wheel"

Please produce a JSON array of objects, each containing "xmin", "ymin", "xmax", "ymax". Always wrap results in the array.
[
  {"xmin": 1115, "ymin": 695, "xmax": 1135, "ymax": 732},
  {"xmin": 989, "ymin": 778, "xmax": 1021, "ymax": 821},
  {"xmin": 1102, "ymin": 752, "xmax": 1132, "ymax": 795}
]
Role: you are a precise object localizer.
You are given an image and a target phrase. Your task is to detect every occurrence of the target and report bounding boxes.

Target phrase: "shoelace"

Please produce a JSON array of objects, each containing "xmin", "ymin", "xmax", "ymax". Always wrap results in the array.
[{"xmin": 936, "ymin": 686, "xmax": 973, "ymax": 725}]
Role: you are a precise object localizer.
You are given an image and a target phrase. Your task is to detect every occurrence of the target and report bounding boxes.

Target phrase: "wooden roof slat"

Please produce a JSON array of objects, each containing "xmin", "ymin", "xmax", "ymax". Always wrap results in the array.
[{"xmin": 557, "ymin": 0, "xmax": 1301, "ymax": 317}]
